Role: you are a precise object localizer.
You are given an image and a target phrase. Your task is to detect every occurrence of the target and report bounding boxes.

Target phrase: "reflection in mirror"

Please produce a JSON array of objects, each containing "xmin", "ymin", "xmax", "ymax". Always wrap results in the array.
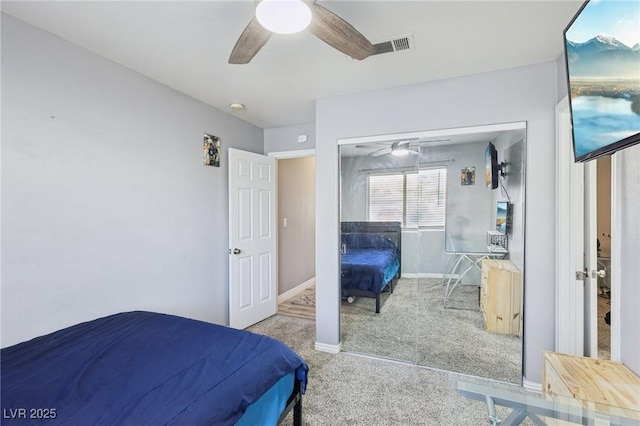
[
  {"xmin": 339, "ymin": 123, "xmax": 526, "ymax": 385},
  {"xmin": 340, "ymin": 140, "xmax": 422, "ymax": 363}
]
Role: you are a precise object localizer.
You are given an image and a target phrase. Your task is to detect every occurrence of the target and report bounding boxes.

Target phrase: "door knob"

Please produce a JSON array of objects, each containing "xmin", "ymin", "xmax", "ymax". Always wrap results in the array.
[
  {"xmin": 233, "ymin": 248, "xmax": 241, "ymax": 255},
  {"xmin": 592, "ymin": 269, "xmax": 606, "ymax": 278}
]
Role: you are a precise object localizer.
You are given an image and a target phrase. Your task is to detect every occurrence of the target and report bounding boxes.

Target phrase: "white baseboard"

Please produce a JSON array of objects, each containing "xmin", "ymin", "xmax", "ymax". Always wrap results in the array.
[
  {"xmin": 401, "ymin": 272, "xmax": 459, "ymax": 279},
  {"xmin": 522, "ymin": 377, "xmax": 542, "ymax": 393},
  {"xmin": 315, "ymin": 341, "xmax": 341, "ymax": 354},
  {"xmin": 277, "ymin": 277, "xmax": 315, "ymax": 304}
]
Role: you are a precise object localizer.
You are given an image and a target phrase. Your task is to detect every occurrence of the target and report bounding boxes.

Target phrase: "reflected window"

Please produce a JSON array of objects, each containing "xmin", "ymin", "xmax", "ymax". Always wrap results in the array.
[{"xmin": 368, "ymin": 168, "xmax": 447, "ymax": 228}]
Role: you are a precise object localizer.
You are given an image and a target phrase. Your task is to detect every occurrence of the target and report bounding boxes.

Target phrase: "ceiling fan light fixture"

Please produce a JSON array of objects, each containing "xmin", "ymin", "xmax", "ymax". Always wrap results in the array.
[
  {"xmin": 256, "ymin": 0, "xmax": 312, "ymax": 35},
  {"xmin": 391, "ymin": 145, "xmax": 410, "ymax": 156}
]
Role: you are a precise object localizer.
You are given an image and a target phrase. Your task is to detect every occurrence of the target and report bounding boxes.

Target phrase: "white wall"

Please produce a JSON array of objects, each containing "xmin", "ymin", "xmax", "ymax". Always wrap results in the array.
[
  {"xmin": 316, "ymin": 62, "xmax": 559, "ymax": 383},
  {"xmin": 557, "ymin": 55, "xmax": 569, "ymax": 102},
  {"xmin": 1, "ymin": 15, "xmax": 264, "ymax": 346},
  {"xmin": 265, "ymin": 123, "xmax": 315, "ymax": 153},
  {"xmin": 617, "ymin": 144, "xmax": 640, "ymax": 375},
  {"xmin": 443, "ymin": 141, "xmax": 494, "ymax": 255}
]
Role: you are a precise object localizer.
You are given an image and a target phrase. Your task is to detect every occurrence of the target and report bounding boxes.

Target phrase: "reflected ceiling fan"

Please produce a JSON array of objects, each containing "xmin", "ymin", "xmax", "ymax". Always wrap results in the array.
[
  {"xmin": 357, "ymin": 138, "xmax": 452, "ymax": 157},
  {"xmin": 229, "ymin": 0, "xmax": 376, "ymax": 64},
  {"xmin": 361, "ymin": 140, "xmax": 420, "ymax": 157}
]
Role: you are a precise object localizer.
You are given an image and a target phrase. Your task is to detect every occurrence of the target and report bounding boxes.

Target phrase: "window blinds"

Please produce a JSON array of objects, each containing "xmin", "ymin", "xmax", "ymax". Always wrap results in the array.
[{"xmin": 368, "ymin": 168, "xmax": 446, "ymax": 228}]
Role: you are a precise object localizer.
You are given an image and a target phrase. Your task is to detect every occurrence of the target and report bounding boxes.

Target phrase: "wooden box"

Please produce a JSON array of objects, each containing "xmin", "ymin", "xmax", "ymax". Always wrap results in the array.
[
  {"xmin": 542, "ymin": 351, "xmax": 640, "ymax": 423},
  {"xmin": 480, "ymin": 259, "xmax": 522, "ymax": 336}
]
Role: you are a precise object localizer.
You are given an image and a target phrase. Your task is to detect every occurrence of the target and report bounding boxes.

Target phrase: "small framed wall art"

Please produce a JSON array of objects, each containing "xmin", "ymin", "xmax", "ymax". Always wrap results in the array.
[
  {"xmin": 203, "ymin": 133, "xmax": 221, "ymax": 167},
  {"xmin": 461, "ymin": 166, "xmax": 475, "ymax": 186}
]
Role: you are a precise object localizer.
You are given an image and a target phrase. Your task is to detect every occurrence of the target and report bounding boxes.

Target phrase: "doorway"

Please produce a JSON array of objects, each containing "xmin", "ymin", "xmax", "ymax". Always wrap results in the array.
[
  {"xmin": 596, "ymin": 156, "xmax": 612, "ymax": 360},
  {"xmin": 269, "ymin": 151, "xmax": 317, "ymax": 321},
  {"xmin": 555, "ymin": 97, "xmax": 620, "ymax": 360}
]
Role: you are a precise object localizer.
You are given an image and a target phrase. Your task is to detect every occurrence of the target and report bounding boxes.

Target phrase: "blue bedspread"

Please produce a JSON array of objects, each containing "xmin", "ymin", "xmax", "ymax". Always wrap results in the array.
[
  {"xmin": 341, "ymin": 233, "xmax": 400, "ymax": 294},
  {"xmin": 1, "ymin": 311, "xmax": 308, "ymax": 425}
]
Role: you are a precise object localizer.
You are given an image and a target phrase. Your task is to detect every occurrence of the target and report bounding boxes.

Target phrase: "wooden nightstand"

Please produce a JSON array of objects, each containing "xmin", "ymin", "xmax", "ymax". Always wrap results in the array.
[{"xmin": 480, "ymin": 259, "xmax": 522, "ymax": 336}]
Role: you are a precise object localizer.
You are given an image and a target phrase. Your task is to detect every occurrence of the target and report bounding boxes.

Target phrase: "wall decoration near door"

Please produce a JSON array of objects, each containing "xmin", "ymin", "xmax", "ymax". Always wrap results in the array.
[
  {"xmin": 461, "ymin": 167, "xmax": 475, "ymax": 185},
  {"xmin": 203, "ymin": 133, "xmax": 221, "ymax": 167}
]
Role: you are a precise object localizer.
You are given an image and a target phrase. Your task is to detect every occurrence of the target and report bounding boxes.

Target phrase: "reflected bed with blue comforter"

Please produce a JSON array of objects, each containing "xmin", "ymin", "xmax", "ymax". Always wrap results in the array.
[
  {"xmin": 1, "ymin": 311, "xmax": 308, "ymax": 425},
  {"xmin": 341, "ymin": 222, "xmax": 402, "ymax": 313}
]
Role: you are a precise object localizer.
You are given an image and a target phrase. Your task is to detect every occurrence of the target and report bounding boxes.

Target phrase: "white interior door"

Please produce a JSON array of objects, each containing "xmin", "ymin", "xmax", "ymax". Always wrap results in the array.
[
  {"xmin": 228, "ymin": 148, "xmax": 277, "ymax": 329},
  {"xmin": 555, "ymin": 97, "xmax": 586, "ymax": 355},
  {"xmin": 556, "ymin": 97, "xmax": 598, "ymax": 357}
]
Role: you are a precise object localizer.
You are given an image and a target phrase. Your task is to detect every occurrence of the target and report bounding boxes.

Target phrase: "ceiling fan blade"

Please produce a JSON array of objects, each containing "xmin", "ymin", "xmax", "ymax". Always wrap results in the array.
[
  {"xmin": 396, "ymin": 139, "xmax": 418, "ymax": 147},
  {"xmin": 370, "ymin": 147, "xmax": 391, "ymax": 157},
  {"xmin": 308, "ymin": 3, "xmax": 376, "ymax": 60},
  {"xmin": 229, "ymin": 17, "xmax": 272, "ymax": 64},
  {"xmin": 420, "ymin": 138, "xmax": 451, "ymax": 143}
]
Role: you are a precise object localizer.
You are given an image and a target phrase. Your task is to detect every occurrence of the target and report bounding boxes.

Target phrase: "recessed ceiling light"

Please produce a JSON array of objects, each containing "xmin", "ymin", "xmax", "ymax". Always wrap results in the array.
[{"xmin": 229, "ymin": 103, "xmax": 245, "ymax": 110}]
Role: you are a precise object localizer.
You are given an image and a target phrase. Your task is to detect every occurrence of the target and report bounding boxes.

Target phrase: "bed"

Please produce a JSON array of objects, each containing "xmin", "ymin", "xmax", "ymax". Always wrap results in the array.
[
  {"xmin": 340, "ymin": 221, "xmax": 402, "ymax": 313},
  {"xmin": 1, "ymin": 311, "xmax": 308, "ymax": 425}
]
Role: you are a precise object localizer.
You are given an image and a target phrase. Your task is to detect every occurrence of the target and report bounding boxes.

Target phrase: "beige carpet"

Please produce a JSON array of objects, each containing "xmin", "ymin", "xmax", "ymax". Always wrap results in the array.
[
  {"xmin": 278, "ymin": 286, "xmax": 315, "ymax": 320},
  {"xmin": 248, "ymin": 314, "xmax": 538, "ymax": 426},
  {"xmin": 277, "ymin": 279, "xmax": 522, "ymax": 384},
  {"xmin": 341, "ymin": 278, "xmax": 523, "ymax": 384}
]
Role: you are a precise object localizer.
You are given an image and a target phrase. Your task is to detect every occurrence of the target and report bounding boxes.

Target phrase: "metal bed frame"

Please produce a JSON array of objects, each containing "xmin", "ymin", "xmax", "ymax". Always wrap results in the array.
[
  {"xmin": 278, "ymin": 379, "xmax": 303, "ymax": 426},
  {"xmin": 340, "ymin": 221, "xmax": 402, "ymax": 313}
]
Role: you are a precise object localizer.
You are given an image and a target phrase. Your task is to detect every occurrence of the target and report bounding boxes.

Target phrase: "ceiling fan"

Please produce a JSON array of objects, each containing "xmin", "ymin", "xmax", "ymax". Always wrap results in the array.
[
  {"xmin": 362, "ymin": 140, "xmax": 420, "ymax": 157},
  {"xmin": 356, "ymin": 138, "xmax": 452, "ymax": 157},
  {"xmin": 229, "ymin": 0, "xmax": 376, "ymax": 64}
]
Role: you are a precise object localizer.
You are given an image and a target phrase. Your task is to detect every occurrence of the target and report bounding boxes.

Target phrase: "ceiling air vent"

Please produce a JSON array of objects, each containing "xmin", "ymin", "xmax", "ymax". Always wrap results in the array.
[{"xmin": 372, "ymin": 34, "xmax": 414, "ymax": 56}]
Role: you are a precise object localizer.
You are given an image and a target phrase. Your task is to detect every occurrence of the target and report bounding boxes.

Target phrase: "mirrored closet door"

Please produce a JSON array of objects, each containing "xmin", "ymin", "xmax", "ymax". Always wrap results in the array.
[{"xmin": 339, "ymin": 123, "xmax": 526, "ymax": 384}]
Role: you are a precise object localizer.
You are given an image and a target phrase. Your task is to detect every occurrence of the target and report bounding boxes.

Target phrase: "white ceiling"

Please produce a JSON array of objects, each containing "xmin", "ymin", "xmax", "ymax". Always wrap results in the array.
[{"xmin": 1, "ymin": 0, "xmax": 583, "ymax": 129}]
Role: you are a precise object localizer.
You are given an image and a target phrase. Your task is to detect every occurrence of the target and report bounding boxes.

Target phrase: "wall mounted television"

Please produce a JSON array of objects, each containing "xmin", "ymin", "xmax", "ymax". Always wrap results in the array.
[
  {"xmin": 485, "ymin": 142, "xmax": 499, "ymax": 189},
  {"xmin": 563, "ymin": 0, "xmax": 640, "ymax": 162},
  {"xmin": 496, "ymin": 201, "xmax": 512, "ymax": 235}
]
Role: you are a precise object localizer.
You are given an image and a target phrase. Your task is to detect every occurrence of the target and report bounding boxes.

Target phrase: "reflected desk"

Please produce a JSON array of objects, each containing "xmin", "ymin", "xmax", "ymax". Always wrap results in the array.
[
  {"xmin": 442, "ymin": 249, "xmax": 506, "ymax": 308},
  {"xmin": 457, "ymin": 381, "xmax": 640, "ymax": 426}
]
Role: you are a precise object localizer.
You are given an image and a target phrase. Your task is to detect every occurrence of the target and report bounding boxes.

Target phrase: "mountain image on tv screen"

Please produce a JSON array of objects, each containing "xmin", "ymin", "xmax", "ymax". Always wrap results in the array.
[{"xmin": 564, "ymin": 0, "xmax": 640, "ymax": 160}]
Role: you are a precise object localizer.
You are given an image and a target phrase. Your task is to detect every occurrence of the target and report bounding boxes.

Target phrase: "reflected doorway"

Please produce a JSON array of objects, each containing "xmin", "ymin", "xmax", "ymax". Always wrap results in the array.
[{"xmin": 596, "ymin": 156, "xmax": 612, "ymax": 360}]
